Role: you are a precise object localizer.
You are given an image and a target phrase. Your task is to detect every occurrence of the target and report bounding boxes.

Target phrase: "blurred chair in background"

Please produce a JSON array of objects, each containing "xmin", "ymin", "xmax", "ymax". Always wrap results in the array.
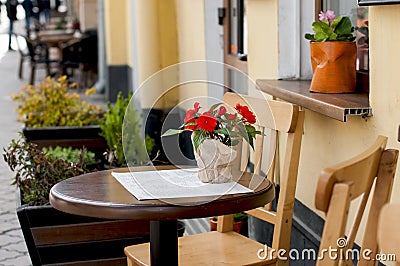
[
  {"xmin": 14, "ymin": 33, "xmax": 59, "ymax": 84},
  {"xmin": 60, "ymin": 29, "xmax": 98, "ymax": 88}
]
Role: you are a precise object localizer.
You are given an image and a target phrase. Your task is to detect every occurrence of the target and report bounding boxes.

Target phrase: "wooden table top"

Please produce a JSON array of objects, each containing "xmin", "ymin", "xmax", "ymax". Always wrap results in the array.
[
  {"xmin": 50, "ymin": 166, "xmax": 275, "ymax": 221},
  {"xmin": 38, "ymin": 29, "xmax": 74, "ymax": 37}
]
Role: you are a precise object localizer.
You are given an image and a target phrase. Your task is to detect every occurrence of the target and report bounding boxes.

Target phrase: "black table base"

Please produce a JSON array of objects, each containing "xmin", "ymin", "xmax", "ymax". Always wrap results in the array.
[{"xmin": 150, "ymin": 220, "xmax": 178, "ymax": 265}]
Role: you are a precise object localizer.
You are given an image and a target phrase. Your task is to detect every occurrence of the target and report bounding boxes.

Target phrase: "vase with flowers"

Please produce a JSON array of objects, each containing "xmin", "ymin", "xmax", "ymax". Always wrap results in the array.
[
  {"xmin": 162, "ymin": 101, "xmax": 261, "ymax": 183},
  {"xmin": 305, "ymin": 10, "xmax": 357, "ymax": 93}
]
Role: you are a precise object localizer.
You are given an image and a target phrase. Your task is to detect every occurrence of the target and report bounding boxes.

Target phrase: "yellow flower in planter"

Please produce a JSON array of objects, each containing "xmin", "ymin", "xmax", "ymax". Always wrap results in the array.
[{"xmin": 12, "ymin": 76, "xmax": 104, "ymax": 127}]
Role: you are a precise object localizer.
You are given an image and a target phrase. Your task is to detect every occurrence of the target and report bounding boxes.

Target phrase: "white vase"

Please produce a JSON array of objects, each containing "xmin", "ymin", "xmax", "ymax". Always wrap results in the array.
[{"xmin": 193, "ymin": 138, "xmax": 237, "ymax": 183}]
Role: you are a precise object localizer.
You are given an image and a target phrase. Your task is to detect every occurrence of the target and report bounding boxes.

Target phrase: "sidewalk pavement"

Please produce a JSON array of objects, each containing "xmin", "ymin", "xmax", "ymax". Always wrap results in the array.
[
  {"xmin": 0, "ymin": 35, "xmax": 33, "ymax": 266},
  {"xmin": 0, "ymin": 18, "xmax": 107, "ymax": 265}
]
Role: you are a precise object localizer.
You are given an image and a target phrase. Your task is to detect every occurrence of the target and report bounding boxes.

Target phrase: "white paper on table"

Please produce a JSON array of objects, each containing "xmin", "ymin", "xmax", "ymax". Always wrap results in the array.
[{"xmin": 111, "ymin": 168, "xmax": 253, "ymax": 200}]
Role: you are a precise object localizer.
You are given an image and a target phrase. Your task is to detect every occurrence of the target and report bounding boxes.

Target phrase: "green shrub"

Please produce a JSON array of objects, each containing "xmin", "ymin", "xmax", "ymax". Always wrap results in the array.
[
  {"xmin": 3, "ymin": 137, "xmax": 91, "ymax": 206},
  {"xmin": 100, "ymin": 92, "xmax": 154, "ymax": 167},
  {"xmin": 12, "ymin": 76, "xmax": 104, "ymax": 128},
  {"xmin": 42, "ymin": 146, "xmax": 96, "ymax": 165}
]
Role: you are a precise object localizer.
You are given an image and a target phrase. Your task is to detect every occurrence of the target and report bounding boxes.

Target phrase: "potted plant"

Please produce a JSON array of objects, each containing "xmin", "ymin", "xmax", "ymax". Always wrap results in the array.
[
  {"xmin": 305, "ymin": 10, "xmax": 357, "ymax": 93},
  {"xmin": 100, "ymin": 91, "xmax": 155, "ymax": 168},
  {"xmin": 12, "ymin": 76, "xmax": 107, "ymax": 160},
  {"xmin": 3, "ymin": 137, "xmax": 150, "ymax": 265},
  {"xmin": 209, "ymin": 212, "xmax": 248, "ymax": 235},
  {"xmin": 162, "ymin": 101, "xmax": 262, "ymax": 183}
]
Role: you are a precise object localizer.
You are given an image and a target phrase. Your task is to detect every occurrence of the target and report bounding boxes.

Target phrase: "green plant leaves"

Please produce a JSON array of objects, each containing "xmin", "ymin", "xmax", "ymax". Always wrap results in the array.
[
  {"xmin": 12, "ymin": 77, "xmax": 104, "ymax": 127},
  {"xmin": 162, "ymin": 129, "xmax": 185, "ymax": 137},
  {"xmin": 335, "ymin": 17, "xmax": 352, "ymax": 35},
  {"xmin": 305, "ymin": 16, "xmax": 355, "ymax": 42},
  {"xmin": 102, "ymin": 92, "xmax": 152, "ymax": 167},
  {"xmin": 3, "ymin": 137, "xmax": 89, "ymax": 206},
  {"xmin": 305, "ymin": 33, "xmax": 316, "ymax": 41},
  {"xmin": 192, "ymin": 130, "xmax": 207, "ymax": 152}
]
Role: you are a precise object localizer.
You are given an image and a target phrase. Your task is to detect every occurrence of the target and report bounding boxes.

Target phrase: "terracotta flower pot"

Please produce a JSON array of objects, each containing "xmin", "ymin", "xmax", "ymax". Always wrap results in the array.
[
  {"xmin": 209, "ymin": 217, "xmax": 244, "ymax": 234},
  {"xmin": 309, "ymin": 41, "xmax": 357, "ymax": 93}
]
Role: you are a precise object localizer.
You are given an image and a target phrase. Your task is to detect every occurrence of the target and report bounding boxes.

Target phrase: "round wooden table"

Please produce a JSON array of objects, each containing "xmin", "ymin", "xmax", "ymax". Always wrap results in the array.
[{"xmin": 50, "ymin": 166, "xmax": 275, "ymax": 266}]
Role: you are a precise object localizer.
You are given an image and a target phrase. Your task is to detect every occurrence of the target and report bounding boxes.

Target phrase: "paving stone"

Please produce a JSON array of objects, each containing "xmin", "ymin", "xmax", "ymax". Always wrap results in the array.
[
  {"xmin": 4, "ymin": 240, "xmax": 28, "ymax": 254},
  {"xmin": 1, "ymin": 255, "xmax": 31, "ymax": 266},
  {"xmin": 0, "ymin": 221, "xmax": 20, "ymax": 234},
  {"xmin": 0, "ymin": 235, "xmax": 21, "ymax": 246},
  {"xmin": 0, "ymin": 249, "xmax": 21, "ymax": 262}
]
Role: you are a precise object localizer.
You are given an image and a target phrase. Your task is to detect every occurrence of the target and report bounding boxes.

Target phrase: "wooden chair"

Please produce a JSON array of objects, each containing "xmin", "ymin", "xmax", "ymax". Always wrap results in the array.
[
  {"xmin": 125, "ymin": 92, "xmax": 305, "ymax": 265},
  {"xmin": 377, "ymin": 204, "xmax": 400, "ymax": 266},
  {"xmin": 59, "ymin": 30, "xmax": 98, "ymax": 88},
  {"xmin": 315, "ymin": 136, "xmax": 398, "ymax": 266},
  {"xmin": 13, "ymin": 33, "xmax": 58, "ymax": 84}
]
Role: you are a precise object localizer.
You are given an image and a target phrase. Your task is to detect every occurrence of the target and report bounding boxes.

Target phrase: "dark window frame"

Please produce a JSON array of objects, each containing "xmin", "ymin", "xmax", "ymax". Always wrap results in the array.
[{"xmin": 359, "ymin": 0, "xmax": 400, "ymax": 5}]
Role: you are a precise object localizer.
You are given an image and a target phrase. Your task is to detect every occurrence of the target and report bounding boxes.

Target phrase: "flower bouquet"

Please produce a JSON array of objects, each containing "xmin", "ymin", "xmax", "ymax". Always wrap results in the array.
[{"xmin": 162, "ymin": 102, "xmax": 262, "ymax": 183}]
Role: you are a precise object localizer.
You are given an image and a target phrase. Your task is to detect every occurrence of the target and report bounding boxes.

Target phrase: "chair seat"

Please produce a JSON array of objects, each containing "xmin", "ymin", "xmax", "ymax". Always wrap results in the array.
[{"xmin": 125, "ymin": 231, "xmax": 277, "ymax": 266}]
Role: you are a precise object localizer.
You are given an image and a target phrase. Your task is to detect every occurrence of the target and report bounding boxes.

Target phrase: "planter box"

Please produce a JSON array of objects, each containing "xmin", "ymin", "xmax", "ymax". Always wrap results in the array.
[
  {"xmin": 16, "ymin": 193, "xmax": 150, "ymax": 266},
  {"xmin": 16, "ymin": 191, "xmax": 186, "ymax": 266},
  {"xmin": 22, "ymin": 125, "xmax": 108, "ymax": 161}
]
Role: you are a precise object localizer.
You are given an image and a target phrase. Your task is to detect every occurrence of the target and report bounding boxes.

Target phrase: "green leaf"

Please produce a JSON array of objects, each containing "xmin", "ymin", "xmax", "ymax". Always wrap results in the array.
[
  {"xmin": 236, "ymin": 124, "xmax": 250, "ymax": 144},
  {"xmin": 214, "ymin": 128, "xmax": 230, "ymax": 136},
  {"xmin": 335, "ymin": 16, "xmax": 353, "ymax": 35},
  {"xmin": 230, "ymin": 139, "xmax": 239, "ymax": 146},
  {"xmin": 208, "ymin": 102, "xmax": 222, "ymax": 112},
  {"xmin": 247, "ymin": 134, "xmax": 254, "ymax": 150},
  {"xmin": 161, "ymin": 129, "xmax": 184, "ymax": 137},
  {"xmin": 304, "ymin": 33, "xmax": 315, "ymax": 41},
  {"xmin": 328, "ymin": 33, "xmax": 338, "ymax": 41},
  {"xmin": 330, "ymin": 16, "xmax": 342, "ymax": 29},
  {"xmin": 314, "ymin": 32, "xmax": 329, "ymax": 42},
  {"xmin": 192, "ymin": 130, "xmax": 207, "ymax": 151},
  {"xmin": 313, "ymin": 21, "xmax": 333, "ymax": 36}
]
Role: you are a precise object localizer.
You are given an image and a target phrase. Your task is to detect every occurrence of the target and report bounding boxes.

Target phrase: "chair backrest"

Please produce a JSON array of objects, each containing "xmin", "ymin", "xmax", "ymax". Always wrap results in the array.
[
  {"xmin": 377, "ymin": 204, "xmax": 400, "ymax": 266},
  {"xmin": 14, "ymin": 34, "xmax": 48, "ymax": 62},
  {"xmin": 13, "ymin": 33, "xmax": 30, "ymax": 58},
  {"xmin": 315, "ymin": 136, "xmax": 398, "ymax": 266},
  {"xmin": 216, "ymin": 92, "xmax": 304, "ymax": 252}
]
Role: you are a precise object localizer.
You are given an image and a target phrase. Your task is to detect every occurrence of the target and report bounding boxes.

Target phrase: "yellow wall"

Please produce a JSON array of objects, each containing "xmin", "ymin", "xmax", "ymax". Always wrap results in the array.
[
  {"xmin": 134, "ymin": 0, "xmax": 179, "ymax": 109},
  {"xmin": 126, "ymin": 0, "xmax": 133, "ymax": 68},
  {"xmin": 369, "ymin": 5, "xmax": 400, "ymax": 203},
  {"xmin": 247, "ymin": 1, "xmax": 400, "ymax": 245},
  {"xmin": 247, "ymin": 0, "xmax": 279, "ymax": 87},
  {"xmin": 175, "ymin": 0, "xmax": 208, "ymax": 104},
  {"xmin": 104, "ymin": 0, "xmax": 128, "ymax": 65},
  {"xmin": 133, "ymin": 0, "xmax": 207, "ymax": 109}
]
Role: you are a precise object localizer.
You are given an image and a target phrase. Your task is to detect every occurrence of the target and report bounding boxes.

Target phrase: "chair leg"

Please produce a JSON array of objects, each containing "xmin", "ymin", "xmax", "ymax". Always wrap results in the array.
[
  {"xmin": 19, "ymin": 58, "xmax": 23, "ymax": 79},
  {"xmin": 46, "ymin": 63, "xmax": 51, "ymax": 77},
  {"xmin": 79, "ymin": 63, "xmax": 85, "ymax": 88},
  {"xmin": 30, "ymin": 63, "xmax": 36, "ymax": 85}
]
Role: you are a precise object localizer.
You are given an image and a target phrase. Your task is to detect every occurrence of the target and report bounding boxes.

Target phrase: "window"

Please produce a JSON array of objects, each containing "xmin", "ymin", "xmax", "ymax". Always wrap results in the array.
[{"xmin": 223, "ymin": 0, "xmax": 248, "ymax": 93}]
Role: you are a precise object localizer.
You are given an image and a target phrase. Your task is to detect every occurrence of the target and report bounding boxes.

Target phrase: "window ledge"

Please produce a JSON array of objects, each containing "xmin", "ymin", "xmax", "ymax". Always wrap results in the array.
[{"xmin": 256, "ymin": 79, "xmax": 371, "ymax": 122}]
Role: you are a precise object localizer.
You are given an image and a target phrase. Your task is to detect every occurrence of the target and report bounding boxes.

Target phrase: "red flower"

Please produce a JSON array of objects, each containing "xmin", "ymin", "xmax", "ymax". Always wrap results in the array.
[
  {"xmin": 217, "ymin": 106, "xmax": 227, "ymax": 116},
  {"xmin": 184, "ymin": 118, "xmax": 198, "ymax": 130},
  {"xmin": 194, "ymin": 102, "xmax": 201, "ymax": 112},
  {"xmin": 197, "ymin": 112, "xmax": 217, "ymax": 132},
  {"xmin": 184, "ymin": 109, "xmax": 197, "ymax": 123},
  {"xmin": 236, "ymin": 104, "xmax": 256, "ymax": 124},
  {"xmin": 228, "ymin": 113, "xmax": 236, "ymax": 120},
  {"xmin": 184, "ymin": 102, "xmax": 201, "ymax": 123}
]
